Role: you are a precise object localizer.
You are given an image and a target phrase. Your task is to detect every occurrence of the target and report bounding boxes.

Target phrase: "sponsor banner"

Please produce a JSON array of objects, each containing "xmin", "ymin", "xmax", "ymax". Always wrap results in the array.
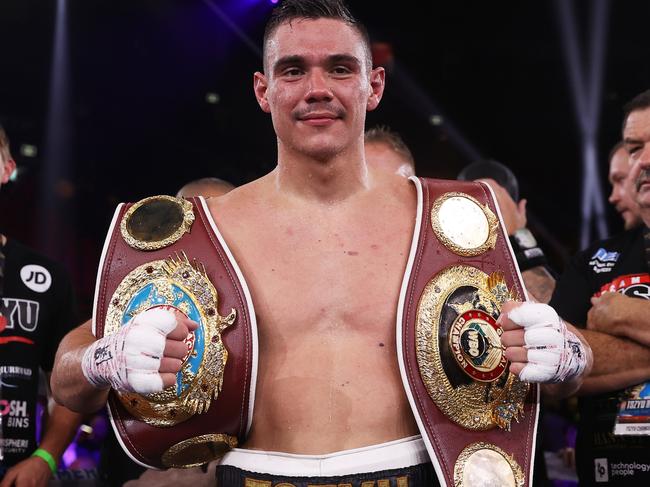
[
  {"xmin": 614, "ymin": 383, "xmax": 650, "ymax": 436},
  {"xmin": 0, "ymin": 365, "xmax": 33, "ymax": 389},
  {"xmin": 594, "ymin": 458, "xmax": 650, "ymax": 482},
  {"xmin": 0, "ymin": 298, "xmax": 40, "ymax": 332},
  {"xmin": 0, "ymin": 437, "xmax": 29, "ymax": 455},
  {"xmin": 0, "ymin": 399, "xmax": 30, "ymax": 429},
  {"xmin": 595, "ymin": 275, "xmax": 650, "ymax": 437}
]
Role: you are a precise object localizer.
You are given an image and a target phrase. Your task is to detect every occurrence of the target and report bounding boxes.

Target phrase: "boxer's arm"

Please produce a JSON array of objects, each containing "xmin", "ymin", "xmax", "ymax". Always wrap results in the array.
[
  {"xmin": 51, "ymin": 320, "xmax": 109, "ymax": 413},
  {"xmin": 577, "ymin": 329, "xmax": 650, "ymax": 395}
]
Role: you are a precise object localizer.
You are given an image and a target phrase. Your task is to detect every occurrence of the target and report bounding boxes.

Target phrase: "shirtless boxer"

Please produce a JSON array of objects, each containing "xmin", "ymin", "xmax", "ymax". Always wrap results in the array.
[{"xmin": 51, "ymin": 1, "xmax": 591, "ymax": 485}]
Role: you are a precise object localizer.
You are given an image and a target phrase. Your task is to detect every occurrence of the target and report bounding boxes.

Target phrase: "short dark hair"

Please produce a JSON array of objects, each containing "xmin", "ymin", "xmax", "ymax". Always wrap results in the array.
[
  {"xmin": 622, "ymin": 89, "xmax": 650, "ymax": 133},
  {"xmin": 364, "ymin": 126, "xmax": 415, "ymax": 167},
  {"xmin": 263, "ymin": 0, "xmax": 372, "ymax": 72},
  {"xmin": 457, "ymin": 159, "xmax": 520, "ymax": 202}
]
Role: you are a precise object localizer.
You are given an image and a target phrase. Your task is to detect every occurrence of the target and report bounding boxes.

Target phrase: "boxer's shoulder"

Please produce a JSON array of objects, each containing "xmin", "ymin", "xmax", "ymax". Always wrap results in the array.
[
  {"xmin": 207, "ymin": 178, "xmax": 269, "ymax": 224},
  {"xmin": 207, "ymin": 177, "xmax": 258, "ymax": 206},
  {"xmin": 205, "ymin": 177, "xmax": 276, "ymax": 261}
]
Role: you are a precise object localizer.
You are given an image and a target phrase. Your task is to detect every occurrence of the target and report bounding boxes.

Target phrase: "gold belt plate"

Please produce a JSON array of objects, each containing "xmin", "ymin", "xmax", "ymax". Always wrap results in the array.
[
  {"xmin": 454, "ymin": 442, "xmax": 525, "ymax": 487},
  {"xmin": 105, "ymin": 253, "xmax": 236, "ymax": 427},
  {"xmin": 416, "ymin": 265, "xmax": 528, "ymax": 430},
  {"xmin": 121, "ymin": 195, "xmax": 195, "ymax": 251},
  {"xmin": 430, "ymin": 192, "xmax": 499, "ymax": 257}
]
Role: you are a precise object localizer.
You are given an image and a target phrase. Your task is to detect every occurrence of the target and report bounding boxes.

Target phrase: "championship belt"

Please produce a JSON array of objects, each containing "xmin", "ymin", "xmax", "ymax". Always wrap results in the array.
[
  {"xmin": 92, "ymin": 195, "xmax": 257, "ymax": 469},
  {"xmin": 398, "ymin": 178, "xmax": 539, "ymax": 487}
]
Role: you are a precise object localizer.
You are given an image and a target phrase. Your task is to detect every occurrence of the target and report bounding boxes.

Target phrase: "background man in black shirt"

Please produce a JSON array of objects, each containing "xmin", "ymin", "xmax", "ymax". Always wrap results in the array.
[
  {"xmin": 0, "ymin": 126, "xmax": 83, "ymax": 487},
  {"xmin": 550, "ymin": 90, "xmax": 650, "ymax": 485}
]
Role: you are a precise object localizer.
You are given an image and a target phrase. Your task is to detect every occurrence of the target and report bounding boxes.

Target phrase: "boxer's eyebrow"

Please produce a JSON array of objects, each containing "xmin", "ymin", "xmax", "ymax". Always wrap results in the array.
[
  {"xmin": 273, "ymin": 55, "xmax": 305, "ymax": 74},
  {"xmin": 327, "ymin": 54, "xmax": 361, "ymax": 69},
  {"xmin": 273, "ymin": 54, "xmax": 362, "ymax": 74}
]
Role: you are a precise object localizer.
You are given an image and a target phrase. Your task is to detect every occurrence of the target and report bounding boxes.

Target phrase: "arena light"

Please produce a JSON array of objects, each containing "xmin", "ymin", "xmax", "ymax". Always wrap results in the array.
[
  {"xmin": 38, "ymin": 0, "xmax": 72, "ymax": 255},
  {"xmin": 202, "ymin": 0, "xmax": 263, "ymax": 57},
  {"xmin": 390, "ymin": 66, "xmax": 482, "ymax": 164},
  {"xmin": 429, "ymin": 115, "xmax": 444, "ymax": 126},
  {"xmin": 19, "ymin": 144, "xmax": 38, "ymax": 158},
  {"xmin": 205, "ymin": 92, "xmax": 221, "ymax": 104},
  {"xmin": 554, "ymin": 0, "xmax": 610, "ymax": 247}
]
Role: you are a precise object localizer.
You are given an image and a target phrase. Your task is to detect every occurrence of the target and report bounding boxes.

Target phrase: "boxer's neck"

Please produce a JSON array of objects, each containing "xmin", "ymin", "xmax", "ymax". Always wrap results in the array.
[{"xmin": 274, "ymin": 143, "xmax": 371, "ymax": 204}]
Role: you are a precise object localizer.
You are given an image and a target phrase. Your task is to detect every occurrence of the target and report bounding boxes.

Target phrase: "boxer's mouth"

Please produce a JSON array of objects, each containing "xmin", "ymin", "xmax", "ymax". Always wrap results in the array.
[
  {"xmin": 294, "ymin": 104, "xmax": 345, "ymax": 124},
  {"xmin": 300, "ymin": 112, "xmax": 339, "ymax": 120}
]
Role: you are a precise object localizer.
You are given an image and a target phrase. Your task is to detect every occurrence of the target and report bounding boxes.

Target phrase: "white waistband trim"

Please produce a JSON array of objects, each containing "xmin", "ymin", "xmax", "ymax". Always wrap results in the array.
[{"xmin": 217, "ymin": 435, "xmax": 428, "ymax": 477}]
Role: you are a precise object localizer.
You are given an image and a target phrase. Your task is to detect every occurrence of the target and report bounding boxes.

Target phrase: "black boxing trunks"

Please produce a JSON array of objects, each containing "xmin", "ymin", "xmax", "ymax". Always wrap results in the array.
[{"xmin": 215, "ymin": 436, "xmax": 436, "ymax": 487}]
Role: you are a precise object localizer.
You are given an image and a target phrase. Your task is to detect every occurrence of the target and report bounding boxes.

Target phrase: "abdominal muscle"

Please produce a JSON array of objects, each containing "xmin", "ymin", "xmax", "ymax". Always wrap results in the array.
[{"xmin": 243, "ymin": 319, "xmax": 420, "ymax": 454}]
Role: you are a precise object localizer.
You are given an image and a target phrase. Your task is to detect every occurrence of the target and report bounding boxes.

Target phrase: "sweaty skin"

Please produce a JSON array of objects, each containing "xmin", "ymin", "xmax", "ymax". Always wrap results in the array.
[
  {"xmin": 208, "ymin": 170, "xmax": 418, "ymax": 454},
  {"xmin": 51, "ymin": 17, "xmax": 588, "ymax": 457},
  {"xmin": 237, "ymin": 18, "xmax": 422, "ymax": 452}
]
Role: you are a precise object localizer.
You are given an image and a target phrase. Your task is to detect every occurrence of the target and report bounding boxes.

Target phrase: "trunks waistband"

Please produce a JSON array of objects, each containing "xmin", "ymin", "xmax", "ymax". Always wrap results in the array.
[{"xmin": 217, "ymin": 435, "xmax": 429, "ymax": 477}]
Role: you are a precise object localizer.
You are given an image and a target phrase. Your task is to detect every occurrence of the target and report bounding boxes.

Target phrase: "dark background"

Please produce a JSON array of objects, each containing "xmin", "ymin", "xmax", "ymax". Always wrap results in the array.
[{"xmin": 1, "ymin": 0, "xmax": 649, "ymax": 317}]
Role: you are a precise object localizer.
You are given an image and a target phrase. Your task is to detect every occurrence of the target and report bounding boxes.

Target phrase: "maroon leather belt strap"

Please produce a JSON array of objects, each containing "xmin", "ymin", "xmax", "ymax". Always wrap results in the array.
[
  {"xmin": 397, "ymin": 178, "xmax": 539, "ymax": 487},
  {"xmin": 93, "ymin": 195, "xmax": 257, "ymax": 469}
]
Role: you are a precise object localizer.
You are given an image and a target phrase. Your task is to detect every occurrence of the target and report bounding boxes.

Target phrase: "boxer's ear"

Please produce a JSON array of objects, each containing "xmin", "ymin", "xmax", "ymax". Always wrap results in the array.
[
  {"xmin": 254, "ymin": 72, "xmax": 271, "ymax": 113},
  {"xmin": 366, "ymin": 67, "xmax": 385, "ymax": 112}
]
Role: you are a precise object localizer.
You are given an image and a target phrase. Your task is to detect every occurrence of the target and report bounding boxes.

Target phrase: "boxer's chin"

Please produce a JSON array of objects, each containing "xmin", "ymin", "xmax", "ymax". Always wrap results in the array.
[{"xmin": 299, "ymin": 138, "xmax": 345, "ymax": 163}]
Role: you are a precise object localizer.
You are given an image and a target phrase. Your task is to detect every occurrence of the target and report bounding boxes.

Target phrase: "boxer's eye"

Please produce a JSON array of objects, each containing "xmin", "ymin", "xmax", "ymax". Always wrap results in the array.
[
  {"xmin": 283, "ymin": 67, "xmax": 303, "ymax": 77},
  {"xmin": 331, "ymin": 66, "xmax": 351, "ymax": 75}
]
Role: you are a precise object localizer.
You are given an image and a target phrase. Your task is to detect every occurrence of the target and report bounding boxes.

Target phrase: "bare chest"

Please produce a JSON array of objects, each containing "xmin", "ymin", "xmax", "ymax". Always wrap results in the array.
[
  {"xmin": 225, "ymin": 206, "xmax": 413, "ymax": 341},
  {"xmin": 208, "ymin": 183, "xmax": 420, "ymax": 450}
]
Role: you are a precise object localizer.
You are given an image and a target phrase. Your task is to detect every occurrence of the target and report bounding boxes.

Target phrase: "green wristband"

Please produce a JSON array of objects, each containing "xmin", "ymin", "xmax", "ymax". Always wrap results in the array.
[{"xmin": 31, "ymin": 448, "xmax": 57, "ymax": 474}]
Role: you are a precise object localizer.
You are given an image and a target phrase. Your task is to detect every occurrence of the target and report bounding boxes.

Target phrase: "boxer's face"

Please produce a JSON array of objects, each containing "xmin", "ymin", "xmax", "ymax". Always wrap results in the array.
[
  {"xmin": 624, "ymin": 107, "xmax": 650, "ymax": 209},
  {"xmin": 608, "ymin": 146, "xmax": 641, "ymax": 229},
  {"xmin": 255, "ymin": 18, "xmax": 384, "ymax": 161}
]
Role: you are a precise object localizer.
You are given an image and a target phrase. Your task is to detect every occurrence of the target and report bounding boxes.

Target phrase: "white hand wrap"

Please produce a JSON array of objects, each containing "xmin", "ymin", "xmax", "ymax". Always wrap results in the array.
[
  {"xmin": 82, "ymin": 307, "xmax": 177, "ymax": 394},
  {"xmin": 507, "ymin": 302, "xmax": 587, "ymax": 383}
]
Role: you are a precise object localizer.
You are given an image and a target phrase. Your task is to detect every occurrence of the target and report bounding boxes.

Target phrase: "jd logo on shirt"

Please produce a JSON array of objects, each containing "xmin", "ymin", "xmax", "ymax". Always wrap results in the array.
[{"xmin": 20, "ymin": 265, "xmax": 52, "ymax": 293}]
